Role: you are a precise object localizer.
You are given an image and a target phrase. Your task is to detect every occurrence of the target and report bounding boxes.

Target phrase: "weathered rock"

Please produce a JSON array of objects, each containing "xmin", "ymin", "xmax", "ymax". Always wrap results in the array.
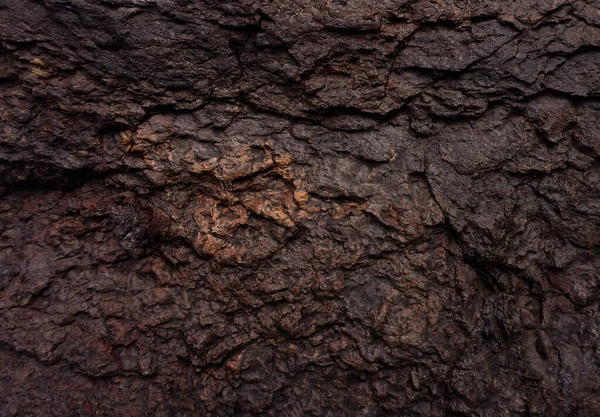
[{"xmin": 1, "ymin": 0, "xmax": 599, "ymax": 416}]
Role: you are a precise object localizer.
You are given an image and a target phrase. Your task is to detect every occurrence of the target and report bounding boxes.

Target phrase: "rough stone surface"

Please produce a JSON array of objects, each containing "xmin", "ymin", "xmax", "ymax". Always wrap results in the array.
[{"xmin": 1, "ymin": 1, "xmax": 600, "ymax": 416}]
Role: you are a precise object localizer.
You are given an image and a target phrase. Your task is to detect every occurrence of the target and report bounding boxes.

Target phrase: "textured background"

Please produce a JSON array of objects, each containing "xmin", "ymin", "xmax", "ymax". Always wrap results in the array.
[{"xmin": 1, "ymin": 0, "xmax": 600, "ymax": 416}]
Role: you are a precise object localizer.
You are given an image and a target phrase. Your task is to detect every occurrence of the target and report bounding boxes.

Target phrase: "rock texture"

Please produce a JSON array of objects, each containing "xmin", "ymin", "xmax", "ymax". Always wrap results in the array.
[{"xmin": 1, "ymin": 0, "xmax": 600, "ymax": 416}]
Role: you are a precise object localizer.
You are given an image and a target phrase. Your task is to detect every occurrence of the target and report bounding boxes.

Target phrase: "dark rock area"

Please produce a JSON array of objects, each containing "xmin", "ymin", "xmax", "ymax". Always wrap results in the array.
[{"xmin": 1, "ymin": 0, "xmax": 600, "ymax": 416}]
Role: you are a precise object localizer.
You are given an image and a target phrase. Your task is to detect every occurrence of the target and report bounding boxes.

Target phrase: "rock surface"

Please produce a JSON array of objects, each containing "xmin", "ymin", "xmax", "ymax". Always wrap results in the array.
[{"xmin": 1, "ymin": 0, "xmax": 600, "ymax": 416}]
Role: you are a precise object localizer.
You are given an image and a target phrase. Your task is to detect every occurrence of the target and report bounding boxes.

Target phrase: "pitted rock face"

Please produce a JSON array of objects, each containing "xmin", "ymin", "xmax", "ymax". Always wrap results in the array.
[{"xmin": 1, "ymin": 0, "xmax": 600, "ymax": 416}]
